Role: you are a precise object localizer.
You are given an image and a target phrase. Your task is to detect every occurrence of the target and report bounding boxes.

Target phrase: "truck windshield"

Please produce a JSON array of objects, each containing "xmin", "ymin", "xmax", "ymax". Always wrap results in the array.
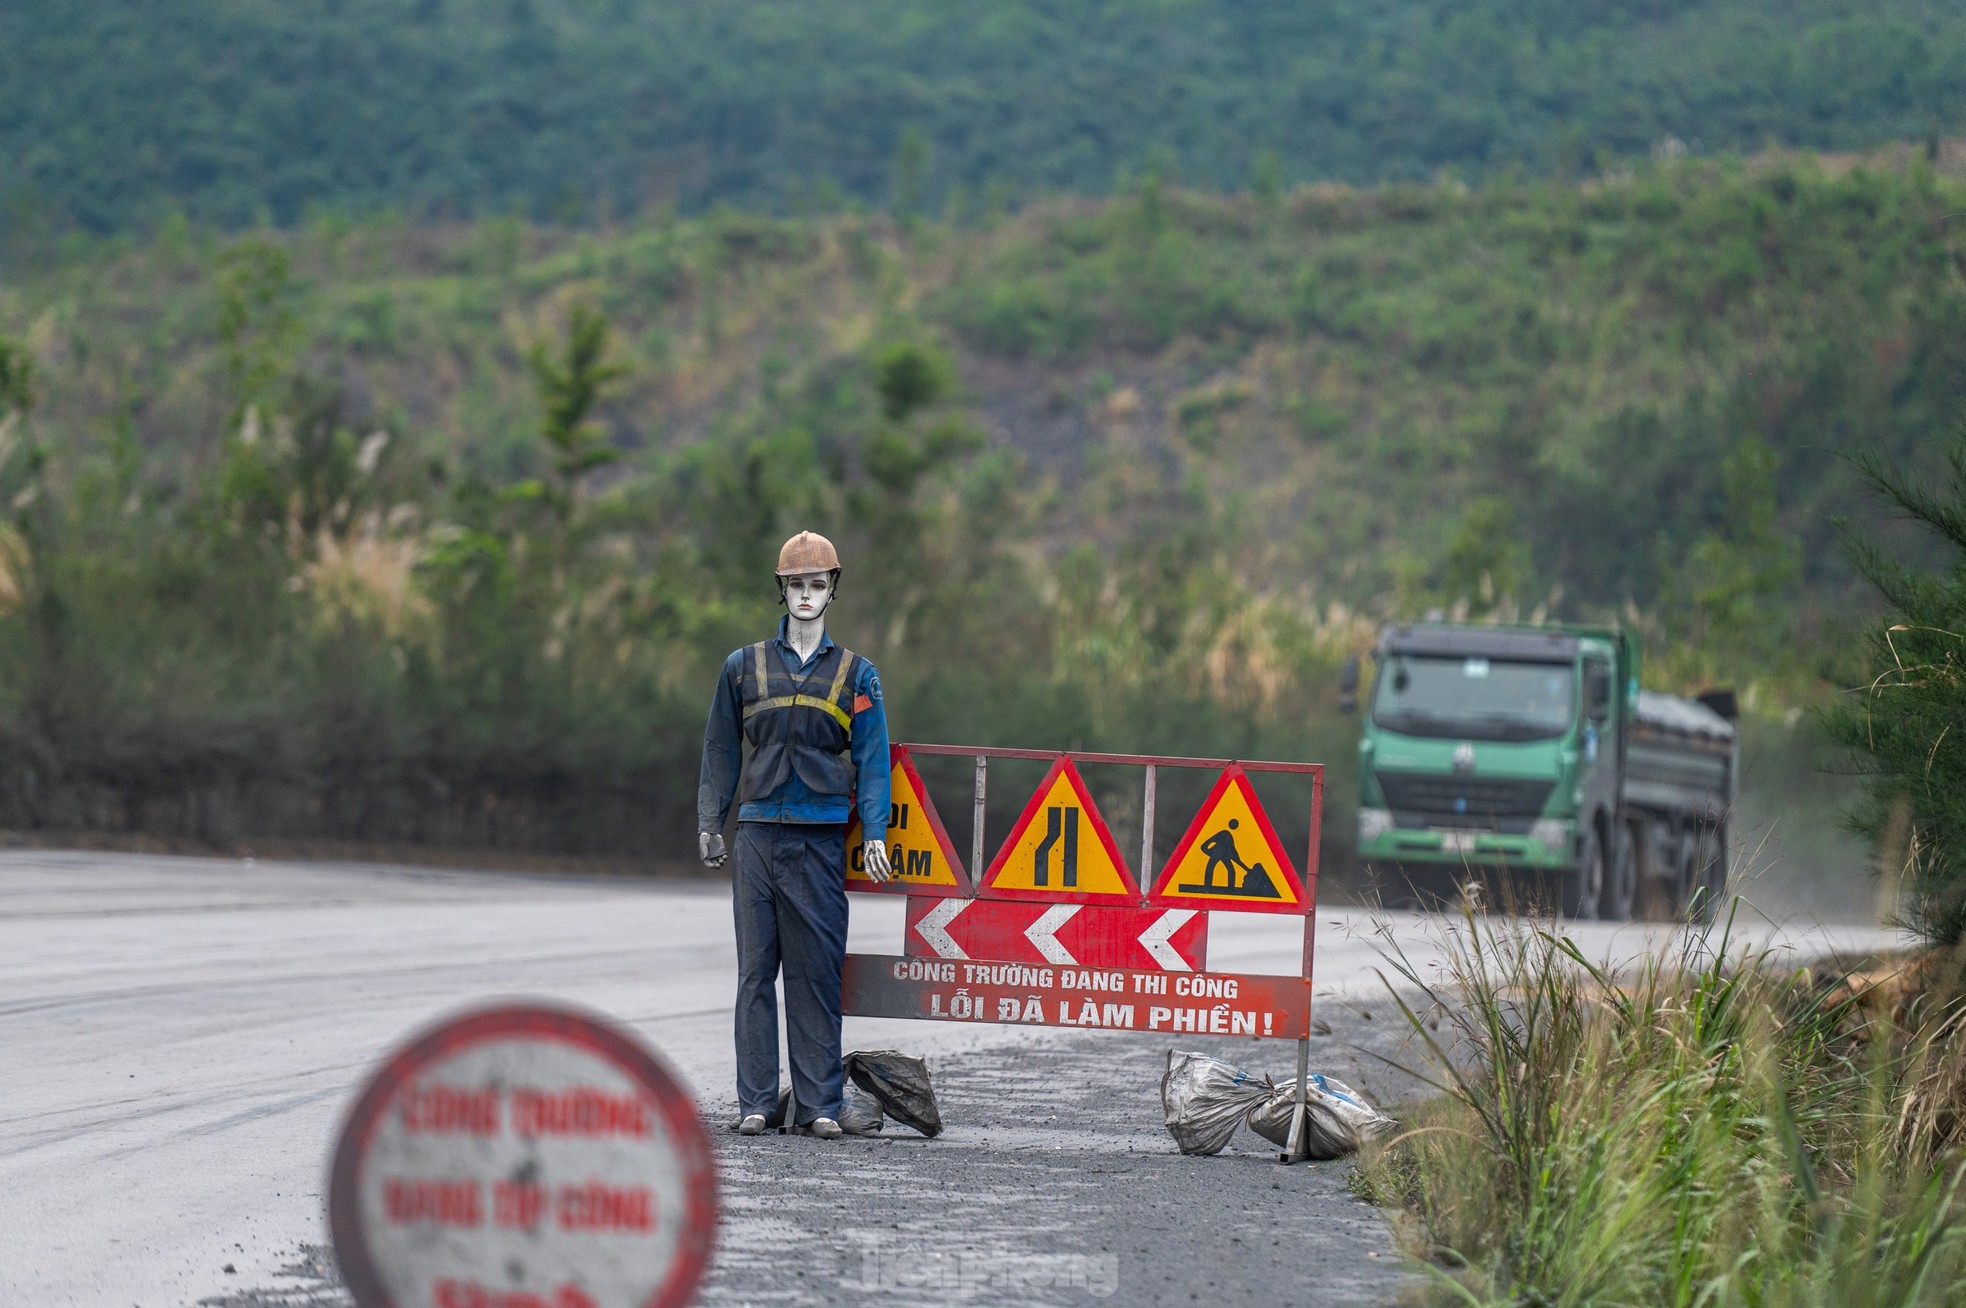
[{"xmin": 1372, "ymin": 655, "xmax": 1575, "ymax": 742}]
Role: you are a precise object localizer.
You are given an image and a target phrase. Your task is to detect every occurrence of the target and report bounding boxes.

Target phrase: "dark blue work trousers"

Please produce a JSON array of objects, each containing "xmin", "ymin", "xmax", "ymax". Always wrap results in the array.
[{"xmin": 732, "ymin": 821, "xmax": 848, "ymax": 1123}]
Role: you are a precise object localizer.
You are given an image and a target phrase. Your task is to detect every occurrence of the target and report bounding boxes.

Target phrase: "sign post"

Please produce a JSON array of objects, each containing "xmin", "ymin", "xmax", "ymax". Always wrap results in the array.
[
  {"xmin": 328, "ymin": 1004, "xmax": 719, "ymax": 1308},
  {"xmin": 848, "ymin": 744, "xmax": 1325, "ymax": 1163}
]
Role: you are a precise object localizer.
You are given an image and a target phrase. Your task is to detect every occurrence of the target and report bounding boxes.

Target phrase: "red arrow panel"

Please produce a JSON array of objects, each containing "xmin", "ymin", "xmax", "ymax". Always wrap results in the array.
[
  {"xmin": 903, "ymin": 897, "xmax": 1208, "ymax": 972},
  {"xmin": 844, "ymin": 953, "xmax": 1312, "ymax": 1041}
]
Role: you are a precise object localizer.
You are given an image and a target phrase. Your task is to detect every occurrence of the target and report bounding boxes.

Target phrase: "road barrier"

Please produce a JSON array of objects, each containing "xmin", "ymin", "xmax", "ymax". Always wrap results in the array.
[{"xmin": 843, "ymin": 744, "xmax": 1325, "ymax": 1162}]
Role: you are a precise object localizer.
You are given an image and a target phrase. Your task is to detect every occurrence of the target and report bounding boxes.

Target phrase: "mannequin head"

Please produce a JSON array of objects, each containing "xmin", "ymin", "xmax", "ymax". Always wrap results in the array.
[{"xmin": 779, "ymin": 569, "xmax": 838, "ymax": 625}]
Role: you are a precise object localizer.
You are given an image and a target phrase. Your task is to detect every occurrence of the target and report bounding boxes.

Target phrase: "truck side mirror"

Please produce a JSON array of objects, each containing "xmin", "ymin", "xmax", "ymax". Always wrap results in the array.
[{"xmin": 1338, "ymin": 654, "xmax": 1360, "ymax": 714}]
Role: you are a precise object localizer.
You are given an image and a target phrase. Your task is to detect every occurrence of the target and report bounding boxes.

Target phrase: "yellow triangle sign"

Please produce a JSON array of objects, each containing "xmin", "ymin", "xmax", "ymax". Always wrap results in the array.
[
  {"xmin": 846, "ymin": 747, "xmax": 971, "ymax": 897},
  {"xmin": 1150, "ymin": 766, "xmax": 1306, "ymax": 913},
  {"xmin": 980, "ymin": 757, "xmax": 1139, "ymax": 904}
]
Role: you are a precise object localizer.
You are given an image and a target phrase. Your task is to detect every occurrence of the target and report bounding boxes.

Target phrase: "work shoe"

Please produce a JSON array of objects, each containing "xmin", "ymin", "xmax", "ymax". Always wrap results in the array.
[
  {"xmin": 805, "ymin": 1117, "xmax": 844, "ymax": 1140},
  {"xmin": 736, "ymin": 1114, "xmax": 768, "ymax": 1136}
]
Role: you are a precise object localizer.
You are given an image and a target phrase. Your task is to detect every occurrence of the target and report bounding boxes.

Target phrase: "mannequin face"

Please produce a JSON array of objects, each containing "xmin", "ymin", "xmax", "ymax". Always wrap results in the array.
[{"xmin": 781, "ymin": 571, "xmax": 835, "ymax": 624}]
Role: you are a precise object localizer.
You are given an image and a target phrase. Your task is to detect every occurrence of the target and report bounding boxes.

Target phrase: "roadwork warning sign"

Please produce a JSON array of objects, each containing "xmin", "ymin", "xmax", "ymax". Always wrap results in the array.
[
  {"xmin": 847, "ymin": 746, "xmax": 971, "ymax": 897},
  {"xmin": 328, "ymin": 1004, "xmax": 717, "ymax": 1308},
  {"xmin": 1150, "ymin": 766, "xmax": 1307, "ymax": 913},
  {"xmin": 980, "ymin": 757, "xmax": 1140, "ymax": 905}
]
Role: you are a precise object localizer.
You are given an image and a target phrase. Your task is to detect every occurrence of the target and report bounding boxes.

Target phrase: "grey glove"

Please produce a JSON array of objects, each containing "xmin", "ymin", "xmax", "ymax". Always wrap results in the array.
[{"xmin": 699, "ymin": 831, "xmax": 728, "ymax": 869}]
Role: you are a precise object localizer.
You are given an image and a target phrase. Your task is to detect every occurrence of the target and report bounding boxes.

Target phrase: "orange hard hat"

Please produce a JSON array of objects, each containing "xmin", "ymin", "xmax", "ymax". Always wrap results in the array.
[{"xmin": 775, "ymin": 530, "xmax": 841, "ymax": 576}]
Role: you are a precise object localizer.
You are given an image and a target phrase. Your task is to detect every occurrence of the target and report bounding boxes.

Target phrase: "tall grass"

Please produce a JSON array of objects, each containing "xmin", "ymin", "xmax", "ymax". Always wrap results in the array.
[{"xmin": 1359, "ymin": 909, "xmax": 1966, "ymax": 1306}]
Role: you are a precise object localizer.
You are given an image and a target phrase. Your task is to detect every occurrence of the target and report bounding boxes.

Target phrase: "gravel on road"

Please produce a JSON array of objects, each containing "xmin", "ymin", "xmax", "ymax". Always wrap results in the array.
[{"xmin": 197, "ymin": 1014, "xmax": 1429, "ymax": 1308}]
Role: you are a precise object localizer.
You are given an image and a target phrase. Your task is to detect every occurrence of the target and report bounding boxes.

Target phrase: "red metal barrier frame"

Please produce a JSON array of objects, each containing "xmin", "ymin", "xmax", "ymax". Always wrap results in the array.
[
  {"xmin": 904, "ymin": 745, "xmax": 1323, "ymax": 772},
  {"xmin": 843, "ymin": 744, "xmax": 1328, "ymax": 1155}
]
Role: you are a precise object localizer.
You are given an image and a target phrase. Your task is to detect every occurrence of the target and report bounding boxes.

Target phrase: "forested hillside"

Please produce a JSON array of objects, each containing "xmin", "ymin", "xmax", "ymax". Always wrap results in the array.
[
  {"xmin": 3, "ymin": 0, "xmax": 1963, "ymax": 233},
  {"xmin": 0, "ymin": 150, "xmax": 1956, "ymax": 860}
]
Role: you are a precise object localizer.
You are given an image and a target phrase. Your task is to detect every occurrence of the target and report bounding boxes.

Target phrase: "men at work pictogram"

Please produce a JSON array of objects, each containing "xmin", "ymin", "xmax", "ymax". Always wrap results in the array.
[{"xmin": 1180, "ymin": 819, "xmax": 1279, "ymax": 899}]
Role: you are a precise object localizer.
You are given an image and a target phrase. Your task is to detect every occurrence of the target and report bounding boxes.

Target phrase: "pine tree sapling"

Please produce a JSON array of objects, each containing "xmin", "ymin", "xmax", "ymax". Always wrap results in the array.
[
  {"xmin": 1827, "ymin": 432, "xmax": 1966, "ymax": 946},
  {"xmin": 525, "ymin": 304, "xmax": 627, "ymax": 522}
]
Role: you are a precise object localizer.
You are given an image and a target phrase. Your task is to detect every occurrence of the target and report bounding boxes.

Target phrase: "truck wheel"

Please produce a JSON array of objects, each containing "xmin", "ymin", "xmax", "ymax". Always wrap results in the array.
[
  {"xmin": 1636, "ymin": 821, "xmax": 1681, "ymax": 921},
  {"xmin": 1688, "ymin": 821, "xmax": 1729, "ymax": 924},
  {"xmin": 1599, "ymin": 825, "xmax": 1636, "ymax": 922},
  {"xmin": 1562, "ymin": 827, "xmax": 1604, "ymax": 920},
  {"xmin": 1671, "ymin": 830, "xmax": 1699, "ymax": 919}
]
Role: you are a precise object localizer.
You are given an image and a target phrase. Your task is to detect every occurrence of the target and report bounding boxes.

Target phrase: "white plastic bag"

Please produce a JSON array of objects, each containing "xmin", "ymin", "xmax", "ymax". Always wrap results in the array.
[
  {"xmin": 839, "ymin": 1088, "xmax": 885, "ymax": 1137},
  {"xmin": 1245, "ymin": 1072, "xmax": 1397, "ymax": 1159},
  {"xmin": 1160, "ymin": 1050, "xmax": 1275, "ymax": 1155}
]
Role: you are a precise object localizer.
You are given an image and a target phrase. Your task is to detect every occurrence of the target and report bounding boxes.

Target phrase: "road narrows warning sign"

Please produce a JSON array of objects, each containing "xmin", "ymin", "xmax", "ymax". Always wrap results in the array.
[
  {"xmin": 846, "ymin": 745, "xmax": 972, "ymax": 897},
  {"xmin": 328, "ymin": 1004, "xmax": 718, "ymax": 1308},
  {"xmin": 980, "ymin": 757, "xmax": 1140, "ymax": 905},
  {"xmin": 1150, "ymin": 766, "xmax": 1308, "ymax": 913}
]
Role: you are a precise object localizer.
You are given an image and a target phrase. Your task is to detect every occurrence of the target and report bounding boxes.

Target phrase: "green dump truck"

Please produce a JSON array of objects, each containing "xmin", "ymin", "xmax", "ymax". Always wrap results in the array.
[{"xmin": 1345, "ymin": 623, "xmax": 1738, "ymax": 920}]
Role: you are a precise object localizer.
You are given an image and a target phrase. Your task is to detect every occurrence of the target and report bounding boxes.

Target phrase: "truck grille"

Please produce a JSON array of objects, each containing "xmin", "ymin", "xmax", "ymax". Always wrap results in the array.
[{"xmin": 1374, "ymin": 771, "xmax": 1557, "ymax": 834}]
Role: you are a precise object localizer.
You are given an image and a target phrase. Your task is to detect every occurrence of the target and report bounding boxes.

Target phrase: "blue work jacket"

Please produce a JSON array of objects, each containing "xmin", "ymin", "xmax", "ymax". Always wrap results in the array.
[{"xmin": 697, "ymin": 619, "xmax": 890, "ymax": 840}]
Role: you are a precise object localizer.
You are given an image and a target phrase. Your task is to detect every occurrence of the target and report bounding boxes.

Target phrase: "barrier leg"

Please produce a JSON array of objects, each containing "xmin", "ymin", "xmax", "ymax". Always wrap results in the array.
[
  {"xmin": 1284, "ymin": 822, "xmax": 1318, "ymax": 1164},
  {"xmin": 1281, "ymin": 1035, "xmax": 1310, "ymax": 1163}
]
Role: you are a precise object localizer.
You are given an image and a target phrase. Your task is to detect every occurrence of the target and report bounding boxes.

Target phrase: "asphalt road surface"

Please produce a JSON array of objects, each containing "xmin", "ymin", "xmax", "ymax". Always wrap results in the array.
[{"xmin": 1, "ymin": 852, "xmax": 1901, "ymax": 1307}]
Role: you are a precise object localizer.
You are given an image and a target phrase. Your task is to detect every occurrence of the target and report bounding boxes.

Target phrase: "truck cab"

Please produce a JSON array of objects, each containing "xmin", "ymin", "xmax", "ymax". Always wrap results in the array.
[{"xmin": 1352, "ymin": 623, "xmax": 1734, "ymax": 920}]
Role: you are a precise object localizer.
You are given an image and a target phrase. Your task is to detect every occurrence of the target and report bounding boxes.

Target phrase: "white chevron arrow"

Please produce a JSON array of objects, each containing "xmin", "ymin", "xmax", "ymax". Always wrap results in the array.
[
  {"xmin": 914, "ymin": 898, "xmax": 969, "ymax": 960},
  {"xmin": 1022, "ymin": 904, "xmax": 1081, "ymax": 965},
  {"xmin": 1138, "ymin": 909, "xmax": 1199, "ymax": 971}
]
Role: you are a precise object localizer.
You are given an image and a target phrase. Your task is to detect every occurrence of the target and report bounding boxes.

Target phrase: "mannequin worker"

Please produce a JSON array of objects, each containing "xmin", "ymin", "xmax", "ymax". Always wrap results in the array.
[{"xmin": 697, "ymin": 531, "xmax": 892, "ymax": 1140}]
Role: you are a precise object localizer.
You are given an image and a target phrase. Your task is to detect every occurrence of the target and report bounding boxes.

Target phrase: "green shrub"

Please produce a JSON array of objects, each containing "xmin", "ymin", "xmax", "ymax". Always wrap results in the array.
[{"xmin": 942, "ymin": 275, "xmax": 1097, "ymax": 359}]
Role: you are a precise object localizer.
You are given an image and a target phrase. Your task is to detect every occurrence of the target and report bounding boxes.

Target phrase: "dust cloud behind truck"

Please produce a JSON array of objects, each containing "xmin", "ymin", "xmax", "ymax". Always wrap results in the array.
[{"xmin": 1345, "ymin": 623, "xmax": 1737, "ymax": 921}]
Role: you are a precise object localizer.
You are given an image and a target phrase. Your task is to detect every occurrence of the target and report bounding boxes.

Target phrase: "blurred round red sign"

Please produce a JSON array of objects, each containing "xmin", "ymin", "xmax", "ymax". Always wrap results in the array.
[{"xmin": 328, "ymin": 1004, "xmax": 717, "ymax": 1308}]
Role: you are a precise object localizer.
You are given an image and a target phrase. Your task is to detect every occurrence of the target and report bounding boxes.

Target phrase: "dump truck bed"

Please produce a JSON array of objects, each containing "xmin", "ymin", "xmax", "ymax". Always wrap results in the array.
[{"xmin": 1625, "ymin": 691, "xmax": 1735, "ymax": 820}]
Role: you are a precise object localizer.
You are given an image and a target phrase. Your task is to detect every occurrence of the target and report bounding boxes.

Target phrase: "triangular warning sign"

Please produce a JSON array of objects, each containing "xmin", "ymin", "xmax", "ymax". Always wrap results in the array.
[
  {"xmin": 1150, "ymin": 766, "xmax": 1307, "ymax": 914},
  {"xmin": 847, "ymin": 746, "xmax": 972, "ymax": 898},
  {"xmin": 980, "ymin": 757, "xmax": 1140, "ymax": 905}
]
